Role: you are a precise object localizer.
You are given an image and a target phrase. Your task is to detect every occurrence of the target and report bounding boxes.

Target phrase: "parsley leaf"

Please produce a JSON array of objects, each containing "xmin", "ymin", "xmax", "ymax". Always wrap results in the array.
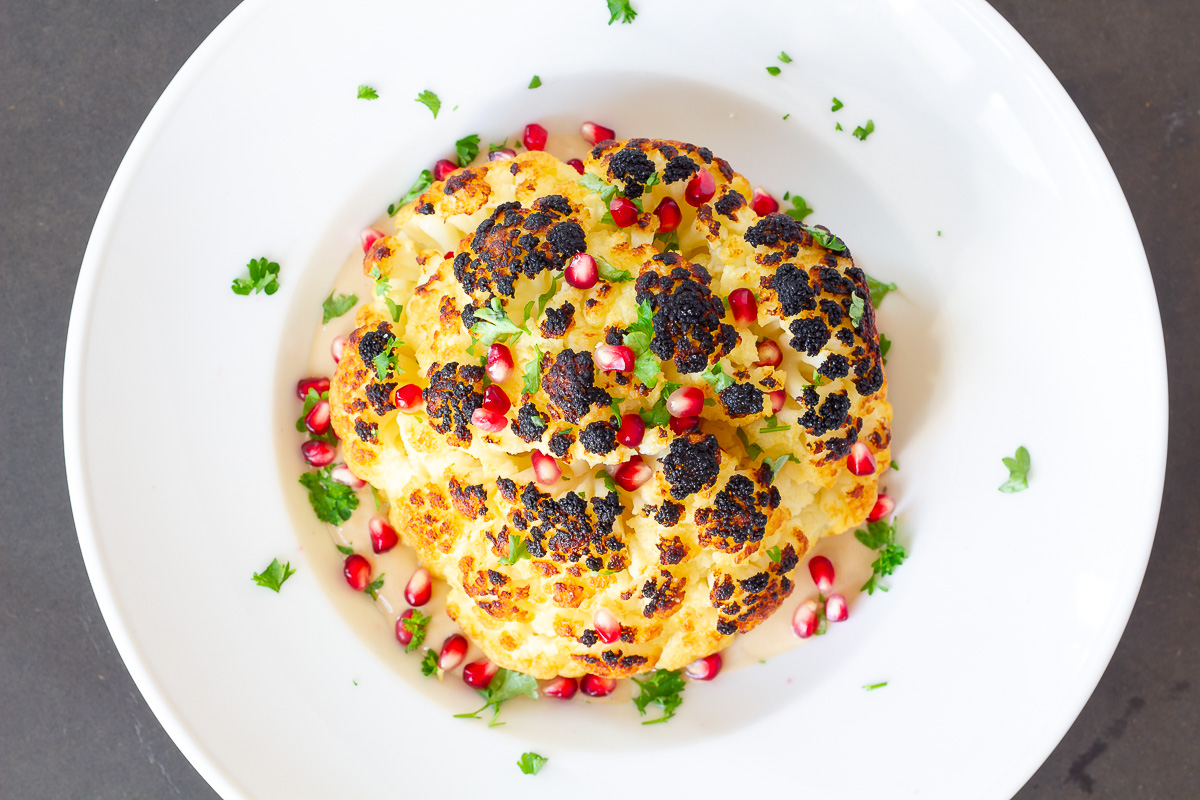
[
  {"xmin": 778, "ymin": 51, "xmax": 793, "ymax": 63},
  {"xmin": 632, "ymin": 669, "xmax": 685, "ymax": 724},
  {"xmin": 387, "ymin": 169, "xmax": 433, "ymax": 216},
  {"xmin": 577, "ymin": 173, "xmax": 620, "ymax": 204},
  {"xmin": 471, "ymin": 297, "xmax": 525, "ymax": 345},
  {"xmin": 759, "ymin": 415, "xmax": 790, "ymax": 434},
  {"xmin": 528, "ymin": 75, "xmax": 542, "ymax": 89},
  {"xmin": 252, "ymin": 558, "xmax": 296, "ymax": 593},
  {"xmin": 296, "ymin": 388, "xmax": 328, "ymax": 432},
  {"xmin": 831, "ymin": 97, "xmax": 843, "ymax": 112},
  {"xmin": 517, "ymin": 752, "xmax": 548, "ymax": 775},
  {"xmin": 336, "ymin": 544, "xmax": 354, "ymax": 556},
  {"xmin": 415, "ymin": 89, "xmax": 441, "ymax": 118},
  {"xmin": 783, "ymin": 194, "xmax": 814, "ymax": 222},
  {"xmin": 364, "ymin": 574, "xmax": 384, "ymax": 600},
  {"xmin": 455, "ymin": 668, "xmax": 539, "ymax": 726},
  {"xmin": 625, "ymin": 300, "xmax": 660, "ymax": 389},
  {"xmin": 231, "ymin": 257, "xmax": 280, "ymax": 296},
  {"xmin": 766, "ymin": 546, "xmax": 782, "ymax": 563},
  {"xmin": 865, "ymin": 274, "xmax": 897, "ymax": 305},
  {"xmin": 766, "ymin": 66, "xmax": 782, "ymax": 76},
  {"xmin": 385, "ymin": 297, "xmax": 402, "ymax": 322},
  {"xmin": 836, "ymin": 122, "xmax": 843, "ymax": 131},
  {"xmin": 765, "ymin": 453, "xmax": 791, "ymax": 478},
  {"xmin": 700, "ymin": 362, "xmax": 735, "ymax": 393},
  {"xmin": 402, "ymin": 610, "xmax": 430, "ymax": 653},
  {"xmin": 848, "ymin": 292, "xmax": 866, "ymax": 327},
  {"xmin": 852, "ymin": 119, "xmax": 875, "ymax": 141},
  {"xmin": 654, "ymin": 229, "xmax": 680, "ymax": 252},
  {"xmin": 803, "ymin": 224, "xmax": 847, "ymax": 252},
  {"xmin": 499, "ymin": 533, "xmax": 531, "ymax": 566},
  {"xmin": 455, "ymin": 134, "xmax": 480, "ymax": 167},
  {"xmin": 736, "ymin": 428, "xmax": 763, "ymax": 460},
  {"xmin": 999, "ymin": 446, "xmax": 1031, "ymax": 493},
  {"xmin": 879, "ymin": 332, "xmax": 892, "ymax": 364},
  {"xmin": 322, "ymin": 291, "xmax": 357, "ymax": 324},
  {"xmin": 537, "ymin": 274, "xmax": 562, "ymax": 317},
  {"xmin": 523, "ymin": 345, "xmax": 542, "ymax": 395},
  {"xmin": 855, "ymin": 517, "xmax": 907, "ymax": 594},
  {"xmin": 606, "ymin": 0, "xmax": 637, "ymax": 25},
  {"xmin": 488, "ymin": 138, "xmax": 508, "ymax": 152},
  {"xmin": 357, "ymin": 85, "xmax": 378, "ymax": 100},
  {"xmin": 298, "ymin": 466, "xmax": 359, "ymax": 525},
  {"xmin": 596, "ymin": 254, "xmax": 633, "ymax": 283},
  {"xmin": 863, "ymin": 681, "xmax": 888, "ymax": 691},
  {"xmin": 601, "ymin": 470, "xmax": 618, "ymax": 493},
  {"xmin": 420, "ymin": 648, "xmax": 439, "ymax": 676},
  {"xmin": 640, "ymin": 381, "xmax": 679, "ymax": 428},
  {"xmin": 632, "ymin": 351, "xmax": 660, "ymax": 390}
]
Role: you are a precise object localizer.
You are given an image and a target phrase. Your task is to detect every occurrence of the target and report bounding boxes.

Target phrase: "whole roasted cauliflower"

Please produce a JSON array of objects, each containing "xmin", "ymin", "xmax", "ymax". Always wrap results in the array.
[{"xmin": 330, "ymin": 138, "xmax": 892, "ymax": 679}]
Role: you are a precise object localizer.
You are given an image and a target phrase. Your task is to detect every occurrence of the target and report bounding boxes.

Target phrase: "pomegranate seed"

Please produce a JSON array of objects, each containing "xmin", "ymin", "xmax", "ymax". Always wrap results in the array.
[
  {"xmin": 808, "ymin": 555, "xmax": 835, "ymax": 594},
  {"xmin": 488, "ymin": 148, "xmax": 516, "ymax": 161},
  {"xmin": 767, "ymin": 390, "xmax": 787, "ymax": 414},
  {"xmin": 685, "ymin": 169, "xmax": 716, "ymax": 207},
  {"xmin": 565, "ymin": 253, "xmax": 598, "ymax": 289},
  {"xmin": 566, "ymin": 158, "xmax": 585, "ymax": 175},
  {"xmin": 296, "ymin": 377, "xmax": 329, "ymax": 400},
  {"xmin": 609, "ymin": 196, "xmax": 638, "ymax": 228},
  {"xmin": 463, "ymin": 658, "xmax": 500, "ymax": 689},
  {"xmin": 471, "ymin": 407, "xmax": 507, "ymax": 432},
  {"xmin": 594, "ymin": 344, "xmax": 635, "ymax": 372},
  {"xmin": 846, "ymin": 441, "xmax": 877, "ymax": 476},
  {"xmin": 531, "ymin": 450, "xmax": 562, "ymax": 485},
  {"xmin": 728, "ymin": 288, "xmax": 757, "ymax": 326},
  {"xmin": 360, "ymin": 228, "xmax": 385, "ymax": 253},
  {"xmin": 825, "ymin": 593, "xmax": 848, "ymax": 623},
  {"xmin": 755, "ymin": 340, "xmax": 783, "ymax": 367},
  {"xmin": 616, "ymin": 413, "xmax": 645, "ymax": 447},
  {"xmin": 330, "ymin": 336, "xmax": 347, "ymax": 363},
  {"xmin": 666, "ymin": 386, "xmax": 704, "ymax": 417},
  {"xmin": 438, "ymin": 634, "xmax": 468, "ymax": 671},
  {"xmin": 580, "ymin": 120, "xmax": 615, "ymax": 145},
  {"xmin": 343, "ymin": 554, "xmax": 371, "ymax": 592},
  {"xmin": 868, "ymin": 493, "xmax": 896, "ymax": 523},
  {"xmin": 542, "ymin": 676, "xmax": 578, "ymax": 699},
  {"xmin": 369, "ymin": 516, "xmax": 399, "ymax": 554},
  {"xmin": 580, "ymin": 674, "xmax": 617, "ymax": 697},
  {"xmin": 301, "ymin": 440, "xmax": 336, "ymax": 467},
  {"xmin": 444, "ymin": 251, "xmax": 453, "ymax": 260},
  {"xmin": 391, "ymin": 383, "xmax": 423, "ymax": 412},
  {"xmin": 485, "ymin": 343, "xmax": 514, "ymax": 383},
  {"xmin": 404, "ymin": 567, "xmax": 432, "ymax": 606},
  {"xmin": 668, "ymin": 415, "xmax": 700, "ymax": 435},
  {"xmin": 613, "ymin": 456, "xmax": 653, "ymax": 491},
  {"xmin": 482, "ymin": 385, "xmax": 511, "ymax": 415},
  {"xmin": 395, "ymin": 608, "xmax": 416, "ymax": 646},
  {"xmin": 330, "ymin": 464, "xmax": 366, "ymax": 488},
  {"xmin": 523, "ymin": 123, "xmax": 548, "ymax": 151},
  {"xmin": 654, "ymin": 197, "xmax": 682, "ymax": 233},
  {"xmin": 684, "ymin": 653, "xmax": 722, "ymax": 681},
  {"xmin": 305, "ymin": 400, "xmax": 331, "ymax": 435},
  {"xmin": 433, "ymin": 158, "xmax": 457, "ymax": 181},
  {"xmin": 792, "ymin": 600, "xmax": 820, "ymax": 639},
  {"xmin": 751, "ymin": 187, "xmax": 779, "ymax": 216},
  {"xmin": 594, "ymin": 608, "xmax": 621, "ymax": 644}
]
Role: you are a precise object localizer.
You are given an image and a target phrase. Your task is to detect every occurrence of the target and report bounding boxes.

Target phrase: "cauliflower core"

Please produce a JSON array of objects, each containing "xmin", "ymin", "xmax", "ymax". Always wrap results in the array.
[{"xmin": 330, "ymin": 138, "xmax": 892, "ymax": 679}]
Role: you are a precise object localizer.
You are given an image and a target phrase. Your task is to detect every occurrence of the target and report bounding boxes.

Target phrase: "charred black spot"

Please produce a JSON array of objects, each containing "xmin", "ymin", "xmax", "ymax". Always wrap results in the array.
[
  {"xmin": 772, "ymin": 263, "xmax": 818, "ymax": 315},
  {"xmin": 357, "ymin": 321, "xmax": 394, "ymax": 370},
  {"xmin": 655, "ymin": 501, "xmax": 683, "ymax": 527},
  {"xmin": 364, "ymin": 382, "xmax": 396, "ymax": 416},
  {"xmin": 799, "ymin": 390, "xmax": 852, "ymax": 436},
  {"xmin": 579, "ymin": 420, "xmax": 618, "ymax": 455},
  {"xmin": 511, "ymin": 404, "xmax": 547, "ymax": 442},
  {"xmin": 788, "ymin": 317, "xmax": 831, "ymax": 357},
  {"xmin": 661, "ymin": 434, "xmax": 720, "ymax": 500},
  {"xmin": 539, "ymin": 301, "xmax": 575, "ymax": 339},
  {"xmin": 545, "ymin": 221, "xmax": 587, "ymax": 261},
  {"xmin": 607, "ymin": 147, "xmax": 656, "ymax": 198},
  {"xmin": 745, "ymin": 213, "xmax": 803, "ymax": 248},
  {"xmin": 662, "ymin": 155, "xmax": 699, "ymax": 184},
  {"xmin": 817, "ymin": 354, "xmax": 850, "ymax": 379},
  {"xmin": 542, "ymin": 349, "xmax": 611, "ymax": 424},
  {"xmin": 719, "ymin": 383, "xmax": 764, "ymax": 418},
  {"xmin": 354, "ymin": 419, "xmax": 378, "ymax": 443},
  {"xmin": 417, "ymin": 202, "xmax": 435, "ymax": 215},
  {"xmin": 714, "ymin": 191, "xmax": 745, "ymax": 219}
]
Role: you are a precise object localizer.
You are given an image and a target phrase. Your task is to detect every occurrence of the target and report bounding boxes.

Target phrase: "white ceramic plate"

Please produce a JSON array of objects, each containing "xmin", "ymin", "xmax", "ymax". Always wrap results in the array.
[{"xmin": 64, "ymin": 0, "xmax": 1167, "ymax": 797}]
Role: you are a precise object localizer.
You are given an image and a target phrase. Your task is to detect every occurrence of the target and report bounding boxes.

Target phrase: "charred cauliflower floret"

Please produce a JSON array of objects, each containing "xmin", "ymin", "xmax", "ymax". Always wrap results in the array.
[{"xmin": 329, "ymin": 139, "xmax": 893, "ymax": 679}]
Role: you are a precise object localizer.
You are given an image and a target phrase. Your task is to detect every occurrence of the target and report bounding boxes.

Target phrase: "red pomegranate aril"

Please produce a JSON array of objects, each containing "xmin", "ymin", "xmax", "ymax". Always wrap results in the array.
[
  {"xmin": 594, "ymin": 344, "xmax": 635, "ymax": 372},
  {"xmin": 566, "ymin": 158, "xmax": 585, "ymax": 175},
  {"xmin": 471, "ymin": 407, "xmax": 507, "ymax": 432},
  {"xmin": 808, "ymin": 555, "xmax": 835, "ymax": 594},
  {"xmin": 433, "ymin": 158, "xmax": 458, "ymax": 181},
  {"xmin": 666, "ymin": 386, "xmax": 704, "ymax": 417},
  {"xmin": 669, "ymin": 415, "xmax": 700, "ymax": 435},
  {"xmin": 482, "ymin": 385, "xmax": 512, "ymax": 415},
  {"xmin": 768, "ymin": 390, "xmax": 786, "ymax": 414},
  {"xmin": 404, "ymin": 567, "xmax": 432, "ymax": 606},
  {"xmin": 792, "ymin": 600, "xmax": 820, "ymax": 639},
  {"xmin": 617, "ymin": 413, "xmax": 645, "ymax": 448},
  {"xmin": 847, "ymin": 441, "xmax": 877, "ymax": 476},
  {"xmin": 609, "ymin": 196, "xmax": 638, "ymax": 228},
  {"xmin": 439, "ymin": 634, "xmax": 468, "ymax": 671},
  {"xmin": 360, "ymin": 228, "xmax": 385, "ymax": 253},
  {"xmin": 614, "ymin": 456, "xmax": 653, "ymax": 491},
  {"xmin": 755, "ymin": 340, "xmax": 783, "ymax": 367},
  {"xmin": 531, "ymin": 450, "xmax": 562, "ymax": 485},
  {"xmin": 542, "ymin": 676, "xmax": 578, "ymax": 699},
  {"xmin": 580, "ymin": 120, "xmax": 615, "ymax": 145},
  {"xmin": 565, "ymin": 253, "xmax": 598, "ymax": 289},
  {"xmin": 305, "ymin": 400, "xmax": 332, "ymax": 435},
  {"xmin": 296, "ymin": 377, "xmax": 330, "ymax": 400},
  {"xmin": 653, "ymin": 197, "xmax": 682, "ymax": 233},
  {"xmin": 444, "ymin": 251, "xmax": 454, "ymax": 260},
  {"xmin": 330, "ymin": 335, "xmax": 347, "ymax": 364},
  {"xmin": 685, "ymin": 169, "xmax": 716, "ymax": 206},
  {"xmin": 488, "ymin": 147, "xmax": 516, "ymax": 161},
  {"xmin": 825, "ymin": 593, "xmax": 849, "ymax": 623},
  {"xmin": 301, "ymin": 440, "xmax": 336, "ymax": 467},
  {"xmin": 728, "ymin": 288, "xmax": 757, "ymax": 326},
  {"xmin": 485, "ymin": 343, "xmax": 514, "ymax": 383},
  {"xmin": 331, "ymin": 464, "xmax": 366, "ymax": 489},
  {"xmin": 751, "ymin": 187, "xmax": 779, "ymax": 216},
  {"xmin": 391, "ymin": 383, "xmax": 423, "ymax": 412},
  {"xmin": 395, "ymin": 608, "xmax": 416, "ymax": 646},
  {"xmin": 343, "ymin": 554, "xmax": 371, "ymax": 592},
  {"xmin": 523, "ymin": 123, "xmax": 548, "ymax": 151},
  {"xmin": 594, "ymin": 608, "xmax": 621, "ymax": 644},
  {"xmin": 580, "ymin": 674, "xmax": 617, "ymax": 697},
  {"xmin": 684, "ymin": 653, "xmax": 722, "ymax": 681},
  {"xmin": 868, "ymin": 493, "xmax": 895, "ymax": 523},
  {"xmin": 369, "ymin": 516, "xmax": 399, "ymax": 554},
  {"xmin": 462, "ymin": 658, "xmax": 500, "ymax": 689}
]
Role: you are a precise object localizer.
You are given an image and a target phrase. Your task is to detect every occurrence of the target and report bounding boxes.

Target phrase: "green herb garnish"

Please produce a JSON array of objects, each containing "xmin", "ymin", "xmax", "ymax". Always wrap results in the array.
[
  {"xmin": 298, "ymin": 466, "xmax": 359, "ymax": 525},
  {"xmin": 357, "ymin": 85, "xmax": 378, "ymax": 100},
  {"xmin": 364, "ymin": 574, "xmax": 385, "ymax": 600},
  {"xmin": 577, "ymin": 173, "xmax": 620, "ymax": 204},
  {"xmin": 523, "ymin": 345, "xmax": 542, "ymax": 394},
  {"xmin": 528, "ymin": 75, "xmax": 542, "ymax": 89},
  {"xmin": 455, "ymin": 668, "xmax": 539, "ymax": 726},
  {"xmin": 778, "ymin": 51, "xmax": 792, "ymax": 63},
  {"xmin": 517, "ymin": 752, "xmax": 548, "ymax": 775},
  {"xmin": 387, "ymin": 169, "xmax": 433, "ymax": 216},
  {"xmin": 295, "ymin": 388, "xmax": 328, "ymax": 433},
  {"xmin": 455, "ymin": 134, "xmax": 480, "ymax": 167},
  {"xmin": 402, "ymin": 610, "xmax": 430, "ymax": 653},
  {"xmin": 852, "ymin": 119, "xmax": 875, "ymax": 141},
  {"xmin": 855, "ymin": 516, "xmax": 906, "ymax": 595},
  {"xmin": 759, "ymin": 415, "xmax": 790, "ymax": 434},
  {"xmin": 999, "ymin": 446, "xmax": 1031, "ymax": 493},
  {"xmin": 499, "ymin": 533, "xmax": 531, "ymax": 566},
  {"xmin": 471, "ymin": 297, "xmax": 525, "ymax": 345},
  {"xmin": 231, "ymin": 257, "xmax": 280, "ymax": 296},
  {"xmin": 865, "ymin": 274, "xmax": 897, "ymax": 305},
  {"xmin": 601, "ymin": 470, "xmax": 618, "ymax": 493},
  {"xmin": 420, "ymin": 648, "xmax": 439, "ymax": 676},
  {"xmin": 596, "ymin": 255, "xmax": 633, "ymax": 283},
  {"xmin": 606, "ymin": 0, "xmax": 637, "ymax": 24},
  {"xmin": 537, "ymin": 274, "xmax": 562, "ymax": 316},
  {"xmin": 736, "ymin": 428, "xmax": 763, "ymax": 460},
  {"xmin": 415, "ymin": 89, "xmax": 441, "ymax": 118},
  {"xmin": 252, "ymin": 558, "xmax": 296, "ymax": 593},
  {"xmin": 766, "ymin": 546, "xmax": 782, "ymax": 563},
  {"xmin": 700, "ymin": 362, "xmax": 735, "ymax": 393},
  {"xmin": 385, "ymin": 297, "xmax": 403, "ymax": 322},
  {"xmin": 803, "ymin": 224, "xmax": 847, "ymax": 252},
  {"xmin": 624, "ymin": 300, "xmax": 660, "ymax": 389},
  {"xmin": 766, "ymin": 66, "xmax": 781, "ymax": 76},
  {"xmin": 654, "ymin": 229, "xmax": 680, "ymax": 252},
  {"xmin": 322, "ymin": 291, "xmax": 357, "ymax": 324},
  {"xmin": 783, "ymin": 194, "xmax": 814, "ymax": 221},
  {"xmin": 879, "ymin": 332, "xmax": 891, "ymax": 363},
  {"xmin": 831, "ymin": 97, "xmax": 843, "ymax": 112},
  {"xmin": 632, "ymin": 669, "xmax": 685, "ymax": 724},
  {"xmin": 848, "ymin": 292, "xmax": 866, "ymax": 327},
  {"xmin": 863, "ymin": 682, "xmax": 888, "ymax": 691}
]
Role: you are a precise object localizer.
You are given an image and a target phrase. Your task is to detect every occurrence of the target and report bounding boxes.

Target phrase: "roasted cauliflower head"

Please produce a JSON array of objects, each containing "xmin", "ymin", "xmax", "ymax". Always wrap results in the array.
[{"xmin": 330, "ymin": 138, "xmax": 892, "ymax": 679}]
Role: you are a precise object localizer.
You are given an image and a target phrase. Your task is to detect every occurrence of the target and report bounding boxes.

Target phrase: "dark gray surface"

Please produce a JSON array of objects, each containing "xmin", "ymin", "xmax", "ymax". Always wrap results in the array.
[{"xmin": 1, "ymin": 1, "xmax": 1195, "ymax": 797}]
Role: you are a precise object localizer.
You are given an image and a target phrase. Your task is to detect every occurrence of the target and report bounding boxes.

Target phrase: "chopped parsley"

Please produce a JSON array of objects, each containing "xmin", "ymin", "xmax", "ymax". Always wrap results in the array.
[
  {"xmin": 783, "ymin": 194, "xmax": 814, "ymax": 222},
  {"xmin": 783, "ymin": 113, "xmax": 791, "ymax": 120},
  {"xmin": 295, "ymin": 388, "xmax": 328, "ymax": 433},
  {"xmin": 231, "ymin": 257, "xmax": 280, "ymax": 296},
  {"xmin": 489, "ymin": 138, "xmax": 508, "ymax": 152},
  {"xmin": 863, "ymin": 682, "xmax": 888, "ymax": 691},
  {"xmin": 865, "ymin": 274, "xmax": 897, "ymax": 305},
  {"xmin": 471, "ymin": 297, "xmax": 525, "ymax": 345},
  {"xmin": 336, "ymin": 544, "xmax": 354, "ymax": 556},
  {"xmin": 999, "ymin": 446, "xmax": 1031, "ymax": 493},
  {"xmin": 759, "ymin": 415, "xmax": 790, "ymax": 434},
  {"xmin": 499, "ymin": 533, "xmax": 531, "ymax": 566},
  {"xmin": 736, "ymin": 428, "xmax": 763, "ymax": 460},
  {"xmin": 420, "ymin": 648, "xmax": 439, "ymax": 676},
  {"xmin": 455, "ymin": 133, "xmax": 480, "ymax": 167},
  {"xmin": 803, "ymin": 224, "xmax": 847, "ymax": 252},
  {"xmin": 385, "ymin": 297, "xmax": 402, "ymax": 322},
  {"xmin": 890, "ymin": 460, "xmax": 899, "ymax": 471},
  {"xmin": 356, "ymin": 84, "xmax": 378, "ymax": 100},
  {"xmin": 766, "ymin": 66, "xmax": 782, "ymax": 76},
  {"xmin": 387, "ymin": 169, "xmax": 433, "ymax": 216},
  {"xmin": 654, "ymin": 229, "xmax": 680, "ymax": 252},
  {"xmin": 251, "ymin": 558, "xmax": 296, "ymax": 593},
  {"xmin": 367, "ymin": 263, "xmax": 391, "ymax": 297},
  {"xmin": 528, "ymin": 75, "xmax": 542, "ymax": 89},
  {"xmin": 596, "ymin": 254, "xmax": 633, "ymax": 283},
  {"xmin": 836, "ymin": 122, "xmax": 843, "ymax": 131},
  {"xmin": 402, "ymin": 610, "xmax": 430, "ymax": 653},
  {"xmin": 606, "ymin": 0, "xmax": 637, "ymax": 25},
  {"xmin": 778, "ymin": 51, "xmax": 793, "ymax": 63},
  {"xmin": 517, "ymin": 752, "xmax": 548, "ymax": 775},
  {"xmin": 879, "ymin": 332, "xmax": 892, "ymax": 363},
  {"xmin": 601, "ymin": 470, "xmax": 618, "ymax": 493},
  {"xmin": 455, "ymin": 668, "xmax": 539, "ymax": 726},
  {"xmin": 700, "ymin": 362, "xmax": 735, "ymax": 393},
  {"xmin": 831, "ymin": 97, "xmax": 843, "ymax": 112},
  {"xmin": 640, "ymin": 381, "xmax": 678, "ymax": 427},
  {"xmin": 299, "ymin": 466, "xmax": 359, "ymax": 525},
  {"xmin": 537, "ymin": 274, "xmax": 562, "ymax": 316},
  {"xmin": 322, "ymin": 291, "xmax": 357, "ymax": 324},
  {"xmin": 415, "ymin": 89, "xmax": 441, "ymax": 118},
  {"xmin": 855, "ymin": 516, "xmax": 907, "ymax": 595},
  {"xmin": 523, "ymin": 345, "xmax": 542, "ymax": 394},
  {"xmin": 848, "ymin": 292, "xmax": 866, "ymax": 327},
  {"xmin": 577, "ymin": 172, "xmax": 620, "ymax": 204},
  {"xmin": 364, "ymin": 574, "xmax": 385, "ymax": 600},
  {"xmin": 765, "ymin": 453, "xmax": 795, "ymax": 478},
  {"xmin": 372, "ymin": 337, "xmax": 405, "ymax": 382},
  {"xmin": 624, "ymin": 300, "xmax": 660, "ymax": 389},
  {"xmin": 852, "ymin": 119, "xmax": 875, "ymax": 141},
  {"xmin": 766, "ymin": 546, "xmax": 782, "ymax": 563},
  {"xmin": 632, "ymin": 669, "xmax": 685, "ymax": 724}
]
